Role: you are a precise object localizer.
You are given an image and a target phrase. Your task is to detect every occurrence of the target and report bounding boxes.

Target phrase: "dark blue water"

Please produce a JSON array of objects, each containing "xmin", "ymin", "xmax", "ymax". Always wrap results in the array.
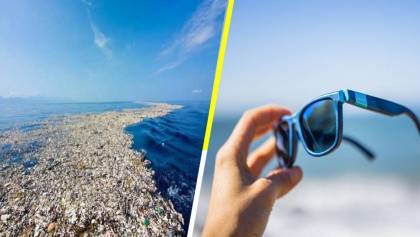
[{"xmin": 125, "ymin": 101, "xmax": 209, "ymax": 231}]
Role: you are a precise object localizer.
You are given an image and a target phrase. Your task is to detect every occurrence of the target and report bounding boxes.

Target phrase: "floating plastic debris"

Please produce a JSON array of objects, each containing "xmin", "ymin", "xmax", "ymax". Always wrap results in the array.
[
  {"xmin": 143, "ymin": 218, "xmax": 150, "ymax": 227},
  {"xmin": 0, "ymin": 104, "xmax": 184, "ymax": 236}
]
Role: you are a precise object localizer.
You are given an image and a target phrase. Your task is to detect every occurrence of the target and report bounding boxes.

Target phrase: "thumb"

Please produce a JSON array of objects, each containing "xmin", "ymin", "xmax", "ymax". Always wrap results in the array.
[{"xmin": 266, "ymin": 166, "xmax": 303, "ymax": 199}]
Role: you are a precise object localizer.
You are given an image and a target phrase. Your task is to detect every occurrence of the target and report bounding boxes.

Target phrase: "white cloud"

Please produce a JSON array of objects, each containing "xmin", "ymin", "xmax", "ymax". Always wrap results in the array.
[
  {"xmin": 157, "ymin": 0, "xmax": 227, "ymax": 73},
  {"xmin": 81, "ymin": 0, "xmax": 92, "ymax": 7},
  {"xmin": 192, "ymin": 89, "xmax": 202, "ymax": 94},
  {"xmin": 155, "ymin": 61, "xmax": 182, "ymax": 75},
  {"xmin": 82, "ymin": 0, "xmax": 112, "ymax": 59},
  {"xmin": 90, "ymin": 23, "xmax": 112, "ymax": 59}
]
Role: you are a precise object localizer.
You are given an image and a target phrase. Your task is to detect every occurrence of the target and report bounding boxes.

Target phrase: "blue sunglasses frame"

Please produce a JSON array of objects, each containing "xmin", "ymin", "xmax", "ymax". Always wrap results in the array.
[{"xmin": 274, "ymin": 89, "xmax": 420, "ymax": 168}]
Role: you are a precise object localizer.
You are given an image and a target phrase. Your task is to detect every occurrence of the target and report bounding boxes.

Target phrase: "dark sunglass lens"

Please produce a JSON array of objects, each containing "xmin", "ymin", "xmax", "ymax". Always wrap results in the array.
[
  {"xmin": 300, "ymin": 99, "xmax": 337, "ymax": 153},
  {"xmin": 274, "ymin": 122, "xmax": 291, "ymax": 167}
]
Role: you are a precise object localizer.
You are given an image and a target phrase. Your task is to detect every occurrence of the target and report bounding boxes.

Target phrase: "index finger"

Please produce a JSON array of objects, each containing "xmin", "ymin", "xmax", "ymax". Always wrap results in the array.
[{"xmin": 226, "ymin": 105, "xmax": 291, "ymax": 162}]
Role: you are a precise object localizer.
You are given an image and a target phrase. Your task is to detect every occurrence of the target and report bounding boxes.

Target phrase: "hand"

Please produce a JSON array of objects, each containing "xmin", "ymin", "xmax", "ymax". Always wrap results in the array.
[{"xmin": 202, "ymin": 105, "xmax": 303, "ymax": 237}]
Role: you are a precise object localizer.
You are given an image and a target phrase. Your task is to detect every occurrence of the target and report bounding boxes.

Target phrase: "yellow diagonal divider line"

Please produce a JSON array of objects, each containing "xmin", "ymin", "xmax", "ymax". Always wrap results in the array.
[
  {"xmin": 187, "ymin": 1, "xmax": 234, "ymax": 236},
  {"xmin": 202, "ymin": 0, "xmax": 234, "ymax": 151}
]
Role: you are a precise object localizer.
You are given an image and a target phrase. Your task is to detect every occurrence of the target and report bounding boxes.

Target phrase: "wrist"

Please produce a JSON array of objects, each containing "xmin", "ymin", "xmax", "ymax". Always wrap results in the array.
[{"xmin": 202, "ymin": 210, "xmax": 240, "ymax": 237}]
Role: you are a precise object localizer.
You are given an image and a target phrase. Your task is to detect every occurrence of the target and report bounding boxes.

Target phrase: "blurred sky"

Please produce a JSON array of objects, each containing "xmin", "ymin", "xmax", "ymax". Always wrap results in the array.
[
  {"xmin": 0, "ymin": 0, "xmax": 226, "ymax": 102},
  {"xmin": 217, "ymin": 0, "xmax": 420, "ymax": 115}
]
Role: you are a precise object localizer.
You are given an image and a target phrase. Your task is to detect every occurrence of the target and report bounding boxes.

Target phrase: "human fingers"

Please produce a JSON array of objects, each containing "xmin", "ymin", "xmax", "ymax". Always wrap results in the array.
[
  {"xmin": 247, "ymin": 137, "xmax": 276, "ymax": 177},
  {"xmin": 225, "ymin": 105, "xmax": 291, "ymax": 163},
  {"xmin": 267, "ymin": 166, "xmax": 302, "ymax": 198}
]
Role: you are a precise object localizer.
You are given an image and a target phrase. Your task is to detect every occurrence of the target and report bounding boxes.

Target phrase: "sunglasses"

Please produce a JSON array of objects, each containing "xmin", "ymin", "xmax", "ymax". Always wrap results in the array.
[{"xmin": 273, "ymin": 89, "xmax": 420, "ymax": 168}]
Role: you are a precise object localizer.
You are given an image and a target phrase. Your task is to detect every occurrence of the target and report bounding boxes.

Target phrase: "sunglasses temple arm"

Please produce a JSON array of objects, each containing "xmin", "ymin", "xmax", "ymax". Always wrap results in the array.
[
  {"xmin": 344, "ymin": 90, "xmax": 420, "ymax": 133},
  {"xmin": 342, "ymin": 135, "xmax": 375, "ymax": 161}
]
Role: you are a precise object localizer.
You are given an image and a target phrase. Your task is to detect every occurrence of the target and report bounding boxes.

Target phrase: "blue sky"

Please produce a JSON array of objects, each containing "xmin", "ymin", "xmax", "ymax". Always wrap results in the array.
[
  {"xmin": 217, "ymin": 0, "xmax": 420, "ymax": 115},
  {"xmin": 0, "ymin": 0, "xmax": 226, "ymax": 102}
]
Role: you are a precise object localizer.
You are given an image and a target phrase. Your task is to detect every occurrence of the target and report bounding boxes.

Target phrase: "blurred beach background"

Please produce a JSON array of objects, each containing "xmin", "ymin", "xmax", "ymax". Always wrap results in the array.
[{"xmin": 194, "ymin": 1, "xmax": 420, "ymax": 236}]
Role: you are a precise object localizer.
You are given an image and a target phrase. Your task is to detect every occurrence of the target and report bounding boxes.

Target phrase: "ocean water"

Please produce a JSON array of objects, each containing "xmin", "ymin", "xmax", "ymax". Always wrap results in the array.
[
  {"xmin": 0, "ymin": 100, "xmax": 145, "ymax": 131},
  {"xmin": 193, "ymin": 110, "xmax": 420, "ymax": 236},
  {"xmin": 0, "ymin": 101, "xmax": 146, "ymax": 169},
  {"xmin": 125, "ymin": 101, "xmax": 208, "ymax": 231}
]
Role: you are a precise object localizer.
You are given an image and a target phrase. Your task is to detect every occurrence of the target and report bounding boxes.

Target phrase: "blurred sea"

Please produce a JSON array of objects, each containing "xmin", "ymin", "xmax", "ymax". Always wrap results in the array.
[{"xmin": 193, "ymin": 108, "xmax": 420, "ymax": 237}]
